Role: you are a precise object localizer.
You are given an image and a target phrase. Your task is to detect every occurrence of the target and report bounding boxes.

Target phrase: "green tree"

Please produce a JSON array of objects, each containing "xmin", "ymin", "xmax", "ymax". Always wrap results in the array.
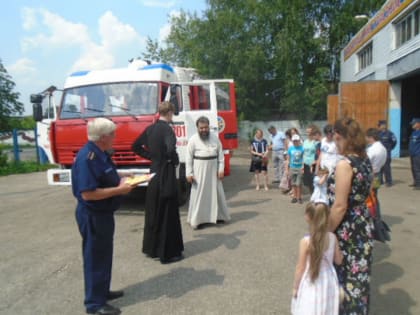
[
  {"xmin": 0, "ymin": 59, "xmax": 24, "ymax": 130},
  {"xmin": 144, "ymin": 1, "xmax": 383, "ymax": 121}
]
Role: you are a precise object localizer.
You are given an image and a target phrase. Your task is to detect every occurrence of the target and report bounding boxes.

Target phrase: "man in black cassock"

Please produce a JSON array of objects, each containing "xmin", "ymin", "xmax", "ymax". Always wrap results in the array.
[{"xmin": 132, "ymin": 101, "xmax": 184, "ymax": 264}]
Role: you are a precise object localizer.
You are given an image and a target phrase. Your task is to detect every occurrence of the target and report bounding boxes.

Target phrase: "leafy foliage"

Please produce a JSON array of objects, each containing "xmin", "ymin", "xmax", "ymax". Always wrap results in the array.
[
  {"xmin": 7, "ymin": 116, "xmax": 36, "ymax": 130},
  {"xmin": 142, "ymin": 0, "xmax": 383, "ymax": 121},
  {"xmin": 0, "ymin": 144, "xmax": 8, "ymax": 167},
  {"xmin": 0, "ymin": 59, "xmax": 24, "ymax": 130},
  {"xmin": 0, "ymin": 160, "xmax": 54, "ymax": 176}
]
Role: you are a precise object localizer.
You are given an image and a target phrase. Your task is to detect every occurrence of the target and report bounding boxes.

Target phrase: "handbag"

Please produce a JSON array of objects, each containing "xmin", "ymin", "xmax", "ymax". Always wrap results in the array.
[
  {"xmin": 366, "ymin": 189, "xmax": 391, "ymax": 242},
  {"xmin": 252, "ymin": 155, "xmax": 262, "ymax": 163}
]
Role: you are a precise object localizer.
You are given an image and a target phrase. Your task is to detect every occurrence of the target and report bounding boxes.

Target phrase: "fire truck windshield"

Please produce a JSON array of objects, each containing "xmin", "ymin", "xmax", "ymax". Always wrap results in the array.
[{"xmin": 60, "ymin": 82, "xmax": 158, "ymax": 119}]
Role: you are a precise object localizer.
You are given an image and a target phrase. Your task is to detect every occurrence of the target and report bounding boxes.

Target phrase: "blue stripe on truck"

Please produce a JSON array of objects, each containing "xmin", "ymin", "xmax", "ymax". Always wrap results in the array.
[
  {"xmin": 70, "ymin": 70, "xmax": 90, "ymax": 77},
  {"xmin": 140, "ymin": 64, "xmax": 174, "ymax": 73}
]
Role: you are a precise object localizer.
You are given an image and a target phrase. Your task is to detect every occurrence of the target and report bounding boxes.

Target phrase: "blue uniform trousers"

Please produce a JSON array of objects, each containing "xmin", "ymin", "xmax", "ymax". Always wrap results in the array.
[
  {"xmin": 76, "ymin": 204, "xmax": 114, "ymax": 312},
  {"xmin": 411, "ymin": 155, "xmax": 420, "ymax": 187},
  {"xmin": 380, "ymin": 152, "xmax": 393, "ymax": 185}
]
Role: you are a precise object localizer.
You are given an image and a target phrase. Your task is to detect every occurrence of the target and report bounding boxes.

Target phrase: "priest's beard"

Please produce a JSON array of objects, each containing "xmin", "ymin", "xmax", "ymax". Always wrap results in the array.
[{"xmin": 199, "ymin": 131, "xmax": 209, "ymax": 140}]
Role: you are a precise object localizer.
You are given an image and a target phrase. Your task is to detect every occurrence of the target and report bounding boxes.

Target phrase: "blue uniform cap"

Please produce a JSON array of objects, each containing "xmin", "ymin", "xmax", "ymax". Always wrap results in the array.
[
  {"xmin": 377, "ymin": 120, "xmax": 387, "ymax": 126},
  {"xmin": 410, "ymin": 118, "xmax": 420, "ymax": 124}
]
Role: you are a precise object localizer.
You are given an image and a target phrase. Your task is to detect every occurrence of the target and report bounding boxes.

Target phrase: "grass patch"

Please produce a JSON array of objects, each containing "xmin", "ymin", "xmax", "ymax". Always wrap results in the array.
[{"xmin": 0, "ymin": 161, "xmax": 57, "ymax": 176}]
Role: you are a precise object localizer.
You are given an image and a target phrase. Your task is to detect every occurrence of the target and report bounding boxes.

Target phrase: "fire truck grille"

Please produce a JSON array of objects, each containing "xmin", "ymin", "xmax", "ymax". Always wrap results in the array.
[
  {"xmin": 58, "ymin": 149, "xmax": 143, "ymax": 166},
  {"xmin": 112, "ymin": 151, "xmax": 138, "ymax": 162}
]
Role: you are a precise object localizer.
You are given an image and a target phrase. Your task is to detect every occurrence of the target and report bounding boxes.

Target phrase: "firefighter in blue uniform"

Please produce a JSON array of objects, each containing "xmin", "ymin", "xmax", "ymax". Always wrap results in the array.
[
  {"xmin": 378, "ymin": 120, "xmax": 397, "ymax": 186},
  {"xmin": 409, "ymin": 117, "xmax": 420, "ymax": 190},
  {"xmin": 72, "ymin": 118, "xmax": 135, "ymax": 315}
]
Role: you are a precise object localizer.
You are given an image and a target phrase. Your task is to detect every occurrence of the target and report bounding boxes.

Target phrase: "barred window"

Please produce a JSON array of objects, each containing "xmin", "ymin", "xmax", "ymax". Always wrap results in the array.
[
  {"xmin": 395, "ymin": 7, "xmax": 420, "ymax": 48},
  {"xmin": 358, "ymin": 42, "xmax": 373, "ymax": 71}
]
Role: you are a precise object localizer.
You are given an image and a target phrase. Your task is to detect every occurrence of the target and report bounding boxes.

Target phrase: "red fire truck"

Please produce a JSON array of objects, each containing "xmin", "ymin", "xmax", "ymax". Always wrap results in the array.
[{"xmin": 31, "ymin": 60, "xmax": 238, "ymax": 203}]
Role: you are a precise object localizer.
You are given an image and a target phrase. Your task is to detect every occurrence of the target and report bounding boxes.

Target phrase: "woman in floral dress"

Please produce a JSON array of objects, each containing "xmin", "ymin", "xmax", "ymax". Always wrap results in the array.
[{"xmin": 327, "ymin": 118, "xmax": 374, "ymax": 315}]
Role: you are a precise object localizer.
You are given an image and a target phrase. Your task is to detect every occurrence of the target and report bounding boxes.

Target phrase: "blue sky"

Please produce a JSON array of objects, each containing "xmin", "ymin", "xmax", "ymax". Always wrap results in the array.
[{"xmin": 0, "ymin": 0, "xmax": 206, "ymax": 114}]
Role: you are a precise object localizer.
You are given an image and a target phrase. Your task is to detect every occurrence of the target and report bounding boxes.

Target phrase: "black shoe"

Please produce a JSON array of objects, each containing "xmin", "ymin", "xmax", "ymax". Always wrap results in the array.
[
  {"xmin": 87, "ymin": 303, "xmax": 121, "ymax": 315},
  {"xmin": 216, "ymin": 220, "xmax": 225, "ymax": 224},
  {"xmin": 107, "ymin": 290, "xmax": 124, "ymax": 301},
  {"xmin": 291, "ymin": 198, "xmax": 298, "ymax": 203},
  {"xmin": 272, "ymin": 180, "xmax": 280, "ymax": 184},
  {"xmin": 161, "ymin": 254, "xmax": 184, "ymax": 264},
  {"xmin": 298, "ymin": 198, "xmax": 303, "ymax": 204}
]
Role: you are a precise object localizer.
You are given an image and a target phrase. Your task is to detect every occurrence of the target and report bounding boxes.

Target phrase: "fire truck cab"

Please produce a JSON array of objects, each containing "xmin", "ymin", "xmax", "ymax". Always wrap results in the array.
[{"xmin": 31, "ymin": 60, "xmax": 238, "ymax": 203}]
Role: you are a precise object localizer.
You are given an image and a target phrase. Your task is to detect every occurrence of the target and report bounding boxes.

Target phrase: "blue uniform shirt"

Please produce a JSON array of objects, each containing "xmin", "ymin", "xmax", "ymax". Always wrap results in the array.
[
  {"xmin": 72, "ymin": 141, "xmax": 121, "ymax": 213},
  {"xmin": 409, "ymin": 130, "xmax": 420, "ymax": 156},
  {"xmin": 379, "ymin": 129, "xmax": 397, "ymax": 152}
]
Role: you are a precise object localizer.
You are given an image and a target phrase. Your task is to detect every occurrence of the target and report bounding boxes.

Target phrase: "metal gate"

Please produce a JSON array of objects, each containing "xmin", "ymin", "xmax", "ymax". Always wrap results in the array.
[{"xmin": 327, "ymin": 81, "xmax": 390, "ymax": 129}]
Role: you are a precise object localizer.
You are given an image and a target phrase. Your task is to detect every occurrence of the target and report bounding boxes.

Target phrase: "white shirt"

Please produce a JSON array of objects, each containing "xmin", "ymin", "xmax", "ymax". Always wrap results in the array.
[
  {"xmin": 366, "ymin": 141, "xmax": 387, "ymax": 173},
  {"xmin": 319, "ymin": 137, "xmax": 339, "ymax": 173}
]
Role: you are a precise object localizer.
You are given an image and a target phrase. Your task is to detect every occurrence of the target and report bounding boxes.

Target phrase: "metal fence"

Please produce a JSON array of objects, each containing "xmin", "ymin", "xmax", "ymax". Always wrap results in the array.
[{"xmin": 0, "ymin": 129, "xmax": 39, "ymax": 163}]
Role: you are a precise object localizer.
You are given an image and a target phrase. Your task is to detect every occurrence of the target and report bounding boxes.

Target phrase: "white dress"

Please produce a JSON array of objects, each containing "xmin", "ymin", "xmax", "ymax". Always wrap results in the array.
[
  {"xmin": 291, "ymin": 232, "xmax": 340, "ymax": 315},
  {"xmin": 186, "ymin": 133, "xmax": 230, "ymax": 228},
  {"xmin": 319, "ymin": 138, "xmax": 339, "ymax": 174},
  {"xmin": 310, "ymin": 176, "xmax": 328, "ymax": 205}
]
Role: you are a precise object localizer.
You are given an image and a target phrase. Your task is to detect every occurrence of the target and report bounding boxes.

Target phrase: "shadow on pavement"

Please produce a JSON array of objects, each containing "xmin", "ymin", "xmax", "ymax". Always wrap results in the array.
[
  {"xmin": 116, "ymin": 267, "xmax": 224, "ymax": 307},
  {"xmin": 371, "ymin": 259, "xmax": 415, "ymax": 315},
  {"xmin": 184, "ymin": 230, "xmax": 246, "ymax": 258},
  {"xmin": 370, "ymin": 216, "xmax": 416, "ymax": 314}
]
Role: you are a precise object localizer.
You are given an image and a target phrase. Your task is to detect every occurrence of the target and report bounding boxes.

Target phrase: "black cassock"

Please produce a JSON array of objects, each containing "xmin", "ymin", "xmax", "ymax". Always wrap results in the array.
[{"xmin": 132, "ymin": 120, "xmax": 184, "ymax": 262}]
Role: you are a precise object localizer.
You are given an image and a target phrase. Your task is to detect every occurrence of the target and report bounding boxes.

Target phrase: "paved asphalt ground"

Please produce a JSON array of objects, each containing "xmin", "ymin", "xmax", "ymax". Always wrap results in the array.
[{"xmin": 0, "ymin": 144, "xmax": 419, "ymax": 315}]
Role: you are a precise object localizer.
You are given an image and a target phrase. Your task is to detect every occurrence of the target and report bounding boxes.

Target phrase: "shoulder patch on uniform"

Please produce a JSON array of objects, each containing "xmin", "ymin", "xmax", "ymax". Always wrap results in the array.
[{"xmin": 87, "ymin": 151, "xmax": 96, "ymax": 160}]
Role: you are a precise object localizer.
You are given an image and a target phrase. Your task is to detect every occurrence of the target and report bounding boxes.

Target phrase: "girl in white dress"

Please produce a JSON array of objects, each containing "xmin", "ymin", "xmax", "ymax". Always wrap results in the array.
[
  {"xmin": 291, "ymin": 202, "xmax": 343, "ymax": 315},
  {"xmin": 310, "ymin": 168, "xmax": 329, "ymax": 204}
]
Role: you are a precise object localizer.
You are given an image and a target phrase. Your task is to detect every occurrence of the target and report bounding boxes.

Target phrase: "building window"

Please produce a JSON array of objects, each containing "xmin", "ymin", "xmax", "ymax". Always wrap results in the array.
[
  {"xmin": 358, "ymin": 42, "xmax": 372, "ymax": 71},
  {"xmin": 396, "ymin": 7, "xmax": 420, "ymax": 48}
]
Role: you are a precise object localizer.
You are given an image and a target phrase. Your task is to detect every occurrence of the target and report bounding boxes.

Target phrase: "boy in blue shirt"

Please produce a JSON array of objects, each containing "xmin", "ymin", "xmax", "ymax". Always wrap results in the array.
[{"xmin": 287, "ymin": 134, "xmax": 305, "ymax": 203}]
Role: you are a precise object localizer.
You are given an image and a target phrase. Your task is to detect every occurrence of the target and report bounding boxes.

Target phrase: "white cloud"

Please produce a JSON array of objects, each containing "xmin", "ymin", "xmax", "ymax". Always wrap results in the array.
[
  {"xmin": 99, "ymin": 11, "xmax": 144, "ymax": 49},
  {"xmin": 20, "ymin": 8, "xmax": 146, "ymax": 73},
  {"xmin": 21, "ymin": 8, "xmax": 90, "ymax": 51},
  {"xmin": 70, "ymin": 11, "xmax": 146, "ymax": 72},
  {"xmin": 21, "ymin": 7, "xmax": 38, "ymax": 30},
  {"xmin": 141, "ymin": 0, "xmax": 176, "ymax": 9},
  {"xmin": 70, "ymin": 43, "xmax": 115, "ymax": 71},
  {"xmin": 158, "ymin": 23, "xmax": 171, "ymax": 43},
  {"xmin": 7, "ymin": 58, "xmax": 37, "ymax": 81},
  {"xmin": 158, "ymin": 10, "xmax": 181, "ymax": 43}
]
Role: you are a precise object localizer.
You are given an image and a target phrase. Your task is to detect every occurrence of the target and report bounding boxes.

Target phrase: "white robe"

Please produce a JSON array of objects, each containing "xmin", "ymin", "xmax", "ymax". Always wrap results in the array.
[{"xmin": 186, "ymin": 133, "xmax": 230, "ymax": 228}]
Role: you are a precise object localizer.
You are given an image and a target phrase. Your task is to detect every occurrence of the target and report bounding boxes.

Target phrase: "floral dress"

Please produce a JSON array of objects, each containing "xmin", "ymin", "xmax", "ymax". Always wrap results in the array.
[{"xmin": 327, "ymin": 155, "xmax": 374, "ymax": 315}]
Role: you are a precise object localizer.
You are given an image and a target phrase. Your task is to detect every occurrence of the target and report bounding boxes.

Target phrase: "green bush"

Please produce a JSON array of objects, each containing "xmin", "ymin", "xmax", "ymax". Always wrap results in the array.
[
  {"xmin": 0, "ymin": 161, "xmax": 55, "ymax": 176},
  {"xmin": 0, "ymin": 144, "xmax": 8, "ymax": 167}
]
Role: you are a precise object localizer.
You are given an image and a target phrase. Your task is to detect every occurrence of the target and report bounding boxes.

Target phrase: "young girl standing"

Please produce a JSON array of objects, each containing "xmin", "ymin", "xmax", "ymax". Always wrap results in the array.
[
  {"xmin": 310, "ymin": 168, "xmax": 329, "ymax": 204},
  {"xmin": 291, "ymin": 202, "xmax": 343, "ymax": 315},
  {"xmin": 249, "ymin": 129, "xmax": 269, "ymax": 190}
]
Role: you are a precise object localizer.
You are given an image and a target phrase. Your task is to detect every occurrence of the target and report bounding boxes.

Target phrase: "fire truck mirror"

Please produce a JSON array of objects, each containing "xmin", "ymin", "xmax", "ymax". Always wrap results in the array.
[
  {"xmin": 170, "ymin": 84, "xmax": 182, "ymax": 115},
  {"xmin": 30, "ymin": 93, "xmax": 43, "ymax": 104},
  {"xmin": 33, "ymin": 103, "xmax": 43, "ymax": 122}
]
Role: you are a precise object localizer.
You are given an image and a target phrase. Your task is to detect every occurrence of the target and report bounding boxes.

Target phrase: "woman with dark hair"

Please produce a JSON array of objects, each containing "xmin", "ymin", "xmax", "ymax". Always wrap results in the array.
[{"xmin": 327, "ymin": 117, "xmax": 374, "ymax": 314}]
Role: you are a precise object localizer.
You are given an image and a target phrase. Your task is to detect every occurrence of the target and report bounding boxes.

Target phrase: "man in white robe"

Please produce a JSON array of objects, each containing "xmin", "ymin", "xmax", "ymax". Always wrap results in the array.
[{"xmin": 186, "ymin": 116, "xmax": 230, "ymax": 229}]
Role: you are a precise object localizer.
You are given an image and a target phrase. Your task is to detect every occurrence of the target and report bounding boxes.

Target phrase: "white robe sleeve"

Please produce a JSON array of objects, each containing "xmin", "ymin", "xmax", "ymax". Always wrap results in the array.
[
  {"xmin": 217, "ymin": 136, "xmax": 225, "ymax": 174},
  {"xmin": 186, "ymin": 136, "xmax": 195, "ymax": 177}
]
